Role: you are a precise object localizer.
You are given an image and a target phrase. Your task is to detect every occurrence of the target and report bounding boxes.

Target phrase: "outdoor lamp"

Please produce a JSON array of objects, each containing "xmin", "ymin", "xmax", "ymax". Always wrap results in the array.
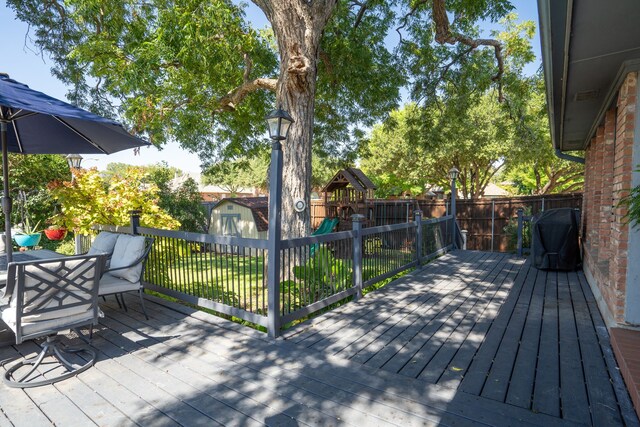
[
  {"xmin": 65, "ymin": 154, "xmax": 83, "ymax": 169},
  {"xmin": 448, "ymin": 167, "xmax": 459, "ymax": 182},
  {"xmin": 265, "ymin": 105, "xmax": 294, "ymax": 141}
]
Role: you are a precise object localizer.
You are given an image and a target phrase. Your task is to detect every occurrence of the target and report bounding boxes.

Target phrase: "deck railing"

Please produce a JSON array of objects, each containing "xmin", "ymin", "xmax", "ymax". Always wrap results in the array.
[{"xmin": 85, "ymin": 211, "xmax": 454, "ymax": 336}]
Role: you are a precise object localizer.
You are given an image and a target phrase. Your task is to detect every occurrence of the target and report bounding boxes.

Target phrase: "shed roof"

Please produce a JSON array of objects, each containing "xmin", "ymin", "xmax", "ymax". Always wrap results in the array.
[
  {"xmin": 322, "ymin": 168, "xmax": 377, "ymax": 193},
  {"xmin": 213, "ymin": 197, "xmax": 269, "ymax": 232}
]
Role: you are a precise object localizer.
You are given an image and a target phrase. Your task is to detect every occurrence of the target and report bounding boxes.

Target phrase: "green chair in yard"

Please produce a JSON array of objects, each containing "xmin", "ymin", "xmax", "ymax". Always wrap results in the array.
[{"xmin": 310, "ymin": 217, "xmax": 339, "ymax": 256}]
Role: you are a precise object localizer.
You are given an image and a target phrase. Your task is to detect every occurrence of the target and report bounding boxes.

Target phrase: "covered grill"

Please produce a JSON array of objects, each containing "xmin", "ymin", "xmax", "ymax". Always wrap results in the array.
[{"xmin": 531, "ymin": 208, "xmax": 581, "ymax": 270}]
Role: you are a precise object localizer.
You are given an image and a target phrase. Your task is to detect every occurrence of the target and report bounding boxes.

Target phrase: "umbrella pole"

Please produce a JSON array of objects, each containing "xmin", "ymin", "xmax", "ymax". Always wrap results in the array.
[{"xmin": 1, "ymin": 121, "xmax": 12, "ymax": 263}]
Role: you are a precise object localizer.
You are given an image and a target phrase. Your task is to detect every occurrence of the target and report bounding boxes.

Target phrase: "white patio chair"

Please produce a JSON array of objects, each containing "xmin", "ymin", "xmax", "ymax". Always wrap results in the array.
[{"xmin": 0, "ymin": 254, "xmax": 104, "ymax": 388}]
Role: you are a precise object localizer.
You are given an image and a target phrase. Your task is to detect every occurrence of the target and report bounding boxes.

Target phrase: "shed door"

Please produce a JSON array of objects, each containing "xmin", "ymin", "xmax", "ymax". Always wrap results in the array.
[{"xmin": 221, "ymin": 214, "xmax": 241, "ymax": 237}]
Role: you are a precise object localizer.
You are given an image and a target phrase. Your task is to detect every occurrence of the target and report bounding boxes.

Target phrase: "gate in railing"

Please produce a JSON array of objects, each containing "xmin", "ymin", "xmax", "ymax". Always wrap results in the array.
[{"xmin": 87, "ymin": 211, "xmax": 454, "ymax": 337}]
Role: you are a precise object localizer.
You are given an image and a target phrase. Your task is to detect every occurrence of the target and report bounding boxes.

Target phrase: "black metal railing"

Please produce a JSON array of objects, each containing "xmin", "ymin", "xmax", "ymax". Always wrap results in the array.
[
  {"xmin": 84, "ymin": 211, "xmax": 455, "ymax": 335},
  {"xmin": 278, "ymin": 230, "xmax": 357, "ymax": 325},
  {"xmin": 362, "ymin": 222, "xmax": 417, "ymax": 287}
]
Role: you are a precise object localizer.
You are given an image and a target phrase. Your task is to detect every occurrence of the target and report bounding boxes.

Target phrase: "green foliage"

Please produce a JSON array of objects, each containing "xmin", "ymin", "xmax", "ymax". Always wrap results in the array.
[
  {"xmin": 203, "ymin": 155, "xmax": 269, "ymax": 194},
  {"xmin": 283, "ymin": 247, "xmax": 352, "ymax": 313},
  {"xmin": 0, "ymin": 154, "xmax": 70, "ymax": 232},
  {"xmin": 14, "ymin": 190, "xmax": 42, "ymax": 234},
  {"xmin": 500, "ymin": 72, "xmax": 583, "ymax": 194},
  {"xmin": 41, "ymin": 236, "xmax": 76, "ymax": 255},
  {"xmin": 103, "ymin": 162, "xmax": 207, "ymax": 232},
  {"xmin": 623, "ymin": 165, "xmax": 640, "ymax": 228},
  {"xmin": 203, "ymin": 150, "xmax": 345, "ymax": 195},
  {"xmin": 10, "ymin": 0, "xmax": 528, "ymax": 239},
  {"xmin": 361, "ymin": 16, "xmax": 583, "ymax": 199},
  {"xmin": 362, "ymin": 93, "xmax": 513, "ymax": 199},
  {"xmin": 9, "ymin": 0, "xmax": 276, "ymax": 158},
  {"xmin": 48, "ymin": 167, "xmax": 179, "ymax": 234},
  {"xmin": 145, "ymin": 164, "xmax": 208, "ymax": 232},
  {"xmin": 7, "ymin": 0, "xmax": 523, "ymax": 167}
]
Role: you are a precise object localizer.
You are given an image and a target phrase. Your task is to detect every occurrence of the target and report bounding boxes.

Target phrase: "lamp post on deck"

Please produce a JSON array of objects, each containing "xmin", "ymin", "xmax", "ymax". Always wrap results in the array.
[
  {"xmin": 265, "ymin": 105, "xmax": 294, "ymax": 339},
  {"xmin": 449, "ymin": 167, "xmax": 459, "ymax": 249},
  {"xmin": 66, "ymin": 154, "xmax": 84, "ymax": 254},
  {"xmin": 65, "ymin": 154, "xmax": 83, "ymax": 181}
]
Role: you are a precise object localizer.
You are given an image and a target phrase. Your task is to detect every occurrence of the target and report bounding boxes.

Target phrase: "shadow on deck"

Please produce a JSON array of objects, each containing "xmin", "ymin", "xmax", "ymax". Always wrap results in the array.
[
  {"xmin": 0, "ymin": 251, "xmax": 637, "ymax": 426},
  {"xmin": 284, "ymin": 250, "xmax": 640, "ymax": 426}
]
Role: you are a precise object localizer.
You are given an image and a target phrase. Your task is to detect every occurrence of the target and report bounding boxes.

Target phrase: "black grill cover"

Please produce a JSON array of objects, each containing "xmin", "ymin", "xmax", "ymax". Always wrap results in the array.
[{"xmin": 531, "ymin": 208, "xmax": 581, "ymax": 270}]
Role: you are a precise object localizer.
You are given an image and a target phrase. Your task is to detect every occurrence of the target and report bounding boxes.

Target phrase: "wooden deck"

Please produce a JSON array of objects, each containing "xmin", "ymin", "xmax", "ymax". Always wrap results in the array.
[
  {"xmin": 284, "ymin": 251, "xmax": 640, "ymax": 426},
  {"xmin": 0, "ymin": 250, "xmax": 638, "ymax": 426}
]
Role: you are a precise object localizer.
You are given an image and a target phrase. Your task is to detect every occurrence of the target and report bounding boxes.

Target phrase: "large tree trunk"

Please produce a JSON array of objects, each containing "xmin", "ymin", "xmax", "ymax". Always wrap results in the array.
[{"xmin": 255, "ymin": 1, "xmax": 337, "ymax": 239}]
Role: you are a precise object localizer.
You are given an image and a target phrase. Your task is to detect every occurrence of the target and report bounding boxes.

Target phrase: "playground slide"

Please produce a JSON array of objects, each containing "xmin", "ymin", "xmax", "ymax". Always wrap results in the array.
[
  {"xmin": 313, "ymin": 217, "xmax": 339, "ymax": 235},
  {"xmin": 310, "ymin": 217, "xmax": 339, "ymax": 256}
]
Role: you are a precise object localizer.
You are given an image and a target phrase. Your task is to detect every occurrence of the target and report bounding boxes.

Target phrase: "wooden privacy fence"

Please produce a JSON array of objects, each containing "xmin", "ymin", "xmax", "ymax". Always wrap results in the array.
[
  {"xmin": 83, "ymin": 212, "xmax": 454, "ymax": 337},
  {"xmin": 312, "ymin": 194, "xmax": 583, "ymax": 252},
  {"xmin": 415, "ymin": 194, "xmax": 583, "ymax": 251},
  {"xmin": 438, "ymin": 194, "xmax": 583, "ymax": 252}
]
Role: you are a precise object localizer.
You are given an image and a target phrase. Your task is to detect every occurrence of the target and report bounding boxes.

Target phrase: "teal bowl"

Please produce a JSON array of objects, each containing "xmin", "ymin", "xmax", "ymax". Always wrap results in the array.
[{"xmin": 14, "ymin": 233, "xmax": 42, "ymax": 247}]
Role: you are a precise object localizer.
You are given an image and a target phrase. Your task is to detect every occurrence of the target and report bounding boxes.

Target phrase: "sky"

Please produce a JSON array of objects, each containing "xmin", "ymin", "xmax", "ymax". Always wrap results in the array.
[{"xmin": 0, "ymin": 1, "xmax": 540, "ymax": 175}]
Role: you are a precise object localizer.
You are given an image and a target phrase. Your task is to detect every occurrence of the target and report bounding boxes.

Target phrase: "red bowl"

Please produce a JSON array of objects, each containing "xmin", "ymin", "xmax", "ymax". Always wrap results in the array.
[{"xmin": 44, "ymin": 228, "xmax": 67, "ymax": 241}]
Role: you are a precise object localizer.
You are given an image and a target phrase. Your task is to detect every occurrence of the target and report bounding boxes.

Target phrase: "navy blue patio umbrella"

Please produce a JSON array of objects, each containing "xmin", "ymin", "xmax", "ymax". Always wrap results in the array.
[{"xmin": 0, "ymin": 73, "xmax": 149, "ymax": 262}]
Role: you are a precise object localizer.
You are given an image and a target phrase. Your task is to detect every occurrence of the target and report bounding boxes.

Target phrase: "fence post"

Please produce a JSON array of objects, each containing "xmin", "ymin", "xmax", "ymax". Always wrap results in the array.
[
  {"xmin": 266, "ymin": 140, "xmax": 283, "ymax": 339},
  {"xmin": 414, "ymin": 210, "xmax": 423, "ymax": 264},
  {"xmin": 491, "ymin": 199, "xmax": 495, "ymax": 252},
  {"xmin": 74, "ymin": 234, "xmax": 83, "ymax": 255},
  {"xmin": 352, "ymin": 214, "xmax": 365, "ymax": 301},
  {"xmin": 129, "ymin": 210, "xmax": 141, "ymax": 235},
  {"xmin": 517, "ymin": 207, "xmax": 524, "ymax": 257}
]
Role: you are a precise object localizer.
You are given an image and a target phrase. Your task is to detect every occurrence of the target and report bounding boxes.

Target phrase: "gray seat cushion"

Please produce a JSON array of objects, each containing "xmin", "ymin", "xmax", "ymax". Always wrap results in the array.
[
  {"xmin": 99, "ymin": 272, "xmax": 141, "ymax": 295},
  {"xmin": 2, "ymin": 307, "xmax": 94, "ymax": 336}
]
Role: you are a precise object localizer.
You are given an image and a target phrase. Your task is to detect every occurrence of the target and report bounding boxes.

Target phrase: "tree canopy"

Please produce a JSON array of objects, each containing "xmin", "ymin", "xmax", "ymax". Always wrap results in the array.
[
  {"xmin": 361, "ymin": 14, "xmax": 583, "ymax": 199},
  {"xmin": 9, "ymin": 0, "xmax": 532, "ymax": 234},
  {"xmin": 361, "ymin": 95, "xmax": 514, "ymax": 199}
]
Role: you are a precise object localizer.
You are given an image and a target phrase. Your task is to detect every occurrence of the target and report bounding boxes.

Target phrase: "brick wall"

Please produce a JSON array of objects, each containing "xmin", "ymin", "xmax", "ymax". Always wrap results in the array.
[{"xmin": 583, "ymin": 71, "xmax": 637, "ymax": 324}]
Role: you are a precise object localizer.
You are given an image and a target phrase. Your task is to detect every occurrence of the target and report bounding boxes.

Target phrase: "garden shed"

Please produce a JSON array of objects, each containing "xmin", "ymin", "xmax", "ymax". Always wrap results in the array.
[{"xmin": 209, "ymin": 197, "xmax": 268, "ymax": 239}]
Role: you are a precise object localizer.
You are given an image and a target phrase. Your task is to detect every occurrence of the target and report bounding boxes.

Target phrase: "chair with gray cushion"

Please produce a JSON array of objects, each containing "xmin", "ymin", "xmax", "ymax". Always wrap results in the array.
[
  {"xmin": 86, "ymin": 231, "xmax": 120, "ymax": 266},
  {"xmin": 99, "ymin": 235, "xmax": 154, "ymax": 320},
  {"xmin": 0, "ymin": 254, "xmax": 104, "ymax": 388}
]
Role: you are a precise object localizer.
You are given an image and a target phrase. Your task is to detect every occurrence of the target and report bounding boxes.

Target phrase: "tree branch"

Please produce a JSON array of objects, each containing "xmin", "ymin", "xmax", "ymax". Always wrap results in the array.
[
  {"xmin": 432, "ymin": 0, "xmax": 505, "ymax": 101},
  {"xmin": 215, "ymin": 54, "xmax": 277, "ymax": 112},
  {"xmin": 216, "ymin": 78, "xmax": 277, "ymax": 113},
  {"xmin": 352, "ymin": 0, "xmax": 371, "ymax": 29}
]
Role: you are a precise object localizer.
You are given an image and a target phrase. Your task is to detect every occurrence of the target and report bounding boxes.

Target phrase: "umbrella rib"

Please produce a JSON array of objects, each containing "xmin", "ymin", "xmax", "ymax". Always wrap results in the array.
[
  {"xmin": 9, "ymin": 110, "xmax": 38, "ymax": 121},
  {"xmin": 53, "ymin": 116, "xmax": 108, "ymax": 154},
  {"xmin": 12, "ymin": 121, "xmax": 25, "ymax": 153}
]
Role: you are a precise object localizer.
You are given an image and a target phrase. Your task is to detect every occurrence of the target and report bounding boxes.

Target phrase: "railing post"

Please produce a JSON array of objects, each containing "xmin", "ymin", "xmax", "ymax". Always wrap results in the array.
[
  {"xmin": 517, "ymin": 207, "xmax": 524, "ymax": 257},
  {"xmin": 414, "ymin": 210, "xmax": 423, "ymax": 264},
  {"xmin": 451, "ymin": 177, "xmax": 457, "ymax": 249},
  {"xmin": 352, "ymin": 214, "xmax": 365, "ymax": 301},
  {"xmin": 267, "ymin": 140, "xmax": 283, "ymax": 339},
  {"xmin": 74, "ymin": 234, "xmax": 83, "ymax": 255},
  {"xmin": 129, "ymin": 210, "xmax": 141, "ymax": 235}
]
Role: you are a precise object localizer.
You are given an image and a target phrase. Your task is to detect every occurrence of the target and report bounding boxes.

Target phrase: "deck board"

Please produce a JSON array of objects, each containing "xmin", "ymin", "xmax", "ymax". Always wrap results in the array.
[
  {"xmin": 285, "ymin": 251, "xmax": 638, "ymax": 425},
  {"xmin": 0, "ymin": 250, "xmax": 637, "ymax": 426}
]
